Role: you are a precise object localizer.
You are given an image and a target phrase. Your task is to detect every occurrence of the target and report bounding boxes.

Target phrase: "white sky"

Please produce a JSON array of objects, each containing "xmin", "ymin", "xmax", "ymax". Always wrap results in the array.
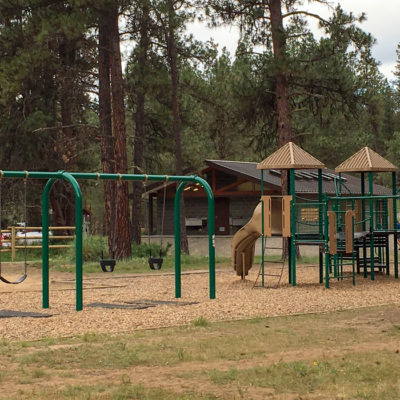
[{"xmin": 187, "ymin": 0, "xmax": 399, "ymax": 82}]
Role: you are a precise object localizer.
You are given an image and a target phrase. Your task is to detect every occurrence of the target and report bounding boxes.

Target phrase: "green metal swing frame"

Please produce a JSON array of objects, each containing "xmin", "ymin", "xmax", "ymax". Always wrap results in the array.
[{"xmin": 0, "ymin": 170, "xmax": 216, "ymax": 311}]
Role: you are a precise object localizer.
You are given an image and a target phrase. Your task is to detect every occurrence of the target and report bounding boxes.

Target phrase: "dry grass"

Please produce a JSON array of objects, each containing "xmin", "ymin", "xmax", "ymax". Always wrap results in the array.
[{"xmin": 0, "ymin": 304, "xmax": 399, "ymax": 399}]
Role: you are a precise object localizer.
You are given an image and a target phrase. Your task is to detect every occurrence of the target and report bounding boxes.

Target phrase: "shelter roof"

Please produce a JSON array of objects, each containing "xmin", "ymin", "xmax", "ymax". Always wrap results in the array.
[
  {"xmin": 142, "ymin": 160, "xmax": 393, "ymax": 197},
  {"xmin": 335, "ymin": 147, "xmax": 398, "ymax": 173},
  {"xmin": 205, "ymin": 160, "xmax": 391, "ymax": 195},
  {"xmin": 257, "ymin": 142, "xmax": 325, "ymax": 170}
]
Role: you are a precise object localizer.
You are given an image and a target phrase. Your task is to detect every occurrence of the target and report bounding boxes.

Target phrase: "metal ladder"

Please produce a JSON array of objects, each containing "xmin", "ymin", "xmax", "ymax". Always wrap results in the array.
[{"xmin": 253, "ymin": 238, "xmax": 286, "ymax": 289}]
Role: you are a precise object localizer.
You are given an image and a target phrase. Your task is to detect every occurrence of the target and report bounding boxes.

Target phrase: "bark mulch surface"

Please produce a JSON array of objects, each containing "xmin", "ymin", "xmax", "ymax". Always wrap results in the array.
[{"xmin": 0, "ymin": 263, "xmax": 399, "ymax": 341}]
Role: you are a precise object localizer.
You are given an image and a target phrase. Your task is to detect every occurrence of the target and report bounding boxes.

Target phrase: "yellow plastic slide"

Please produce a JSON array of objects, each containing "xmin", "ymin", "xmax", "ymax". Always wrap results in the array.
[{"xmin": 231, "ymin": 203, "xmax": 262, "ymax": 277}]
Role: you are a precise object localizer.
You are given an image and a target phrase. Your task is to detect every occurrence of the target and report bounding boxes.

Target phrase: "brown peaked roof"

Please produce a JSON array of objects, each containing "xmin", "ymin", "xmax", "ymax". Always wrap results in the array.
[
  {"xmin": 335, "ymin": 147, "xmax": 398, "ymax": 173},
  {"xmin": 257, "ymin": 142, "xmax": 325, "ymax": 170}
]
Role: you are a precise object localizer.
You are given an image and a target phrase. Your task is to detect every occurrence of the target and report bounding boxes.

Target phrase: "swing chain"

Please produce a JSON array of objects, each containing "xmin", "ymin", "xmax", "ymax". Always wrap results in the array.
[
  {"xmin": 147, "ymin": 179, "xmax": 168, "ymax": 270},
  {"xmin": 159, "ymin": 181, "xmax": 167, "ymax": 255},
  {"xmin": 0, "ymin": 174, "xmax": 28, "ymax": 284}
]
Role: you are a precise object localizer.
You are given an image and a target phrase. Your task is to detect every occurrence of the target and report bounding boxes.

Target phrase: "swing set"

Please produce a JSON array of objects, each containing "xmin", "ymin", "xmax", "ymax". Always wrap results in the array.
[{"xmin": 0, "ymin": 170, "xmax": 216, "ymax": 311}]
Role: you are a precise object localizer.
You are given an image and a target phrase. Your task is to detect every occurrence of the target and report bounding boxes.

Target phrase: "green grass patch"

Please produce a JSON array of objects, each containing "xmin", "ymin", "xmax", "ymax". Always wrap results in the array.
[
  {"xmin": 6, "ymin": 234, "xmax": 230, "ymax": 275},
  {"xmin": 50, "ymin": 253, "xmax": 230, "ymax": 274},
  {"xmin": 192, "ymin": 316, "xmax": 211, "ymax": 327}
]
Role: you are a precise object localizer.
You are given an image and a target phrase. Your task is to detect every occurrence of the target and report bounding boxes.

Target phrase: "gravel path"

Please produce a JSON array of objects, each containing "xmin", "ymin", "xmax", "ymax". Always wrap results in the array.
[{"xmin": 0, "ymin": 265, "xmax": 399, "ymax": 341}]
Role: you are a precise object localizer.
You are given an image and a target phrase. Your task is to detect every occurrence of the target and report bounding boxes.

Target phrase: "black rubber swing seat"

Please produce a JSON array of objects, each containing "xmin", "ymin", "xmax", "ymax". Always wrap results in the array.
[
  {"xmin": 0, "ymin": 273, "xmax": 27, "ymax": 285},
  {"xmin": 99, "ymin": 259, "xmax": 116, "ymax": 273},
  {"xmin": 148, "ymin": 257, "xmax": 163, "ymax": 270}
]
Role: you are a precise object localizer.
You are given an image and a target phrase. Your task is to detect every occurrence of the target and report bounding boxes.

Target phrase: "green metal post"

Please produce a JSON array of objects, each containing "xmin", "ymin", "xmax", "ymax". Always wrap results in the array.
[
  {"xmin": 332, "ymin": 199, "xmax": 338, "ymax": 279},
  {"xmin": 352, "ymin": 213, "xmax": 355, "ymax": 285},
  {"xmin": 174, "ymin": 183, "xmax": 185, "ymax": 298},
  {"xmin": 318, "ymin": 169, "xmax": 323, "ymax": 284},
  {"xmin": 59, "ymin": 172, "xmax": 83, "ymax": 311},
  {"xmin": 392, "ymin": 172, "xmax": 398, "ymax": 278},
  {"xmin": 290, "ymin": 169, "xmax": 296, "ymax": 286},
  {"xmin": 324, "ymin": 193, "xmax": 330, "ymax": 288},
  {"xmin": 174, "ymin": 177, "xmax": 215, "ymax": 299},
  {"xmin": 41, "ymin": 178, "xmax": 57, "ymax": 309},
  {"xmin": 361, "ymin": 173, "xmax": 366, "ymax": 229},
  {"xmin": 261, "ymin": 170, "xmax": 265, "ymax": 287},
  {"xmin": 195, "ymin": 176, "xmax": 216, "ymax": 299},
  {"xmin": 369, "ymin": 172, "xmax": 375, "ymax": 281},
  {"xmin": 287, "ymin": 171, "xmax": 292, "ymax": 284},
  {"xmin": 361, "ymin": 172, "xmax": 367, "ymax": 278},
  {"xmin": 40, "ymin": 171, "xmax": 83, "ymax": 310}
]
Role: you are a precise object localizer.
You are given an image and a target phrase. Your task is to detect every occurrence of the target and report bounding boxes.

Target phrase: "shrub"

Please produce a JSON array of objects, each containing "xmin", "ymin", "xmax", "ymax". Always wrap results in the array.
[
  {"xmin": 67, "ymin": 236, "xmax": 171, "ymax": 262},
  {"xmin": 191, "ymin": 316, "xmax": 210, "ymax": 327},
  {"xmin": 131, "ymin": 242, "xmax": 171, "ymax": 258},
  {"xmin": 67, "ymin": 235, "xmax": 107, "ymax": 262}
]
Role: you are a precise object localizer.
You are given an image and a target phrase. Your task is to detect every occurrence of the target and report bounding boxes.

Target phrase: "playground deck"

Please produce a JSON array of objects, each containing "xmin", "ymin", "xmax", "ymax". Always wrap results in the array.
[{"xmin": 0, "ymin": 264, "xmax": 399, "ymax": 341}]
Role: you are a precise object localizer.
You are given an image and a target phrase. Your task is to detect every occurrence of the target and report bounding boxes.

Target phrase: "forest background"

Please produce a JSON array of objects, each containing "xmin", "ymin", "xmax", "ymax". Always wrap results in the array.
[{"xmin": 1, "ymin": 0, "xmax": 400, "ymax": 258}]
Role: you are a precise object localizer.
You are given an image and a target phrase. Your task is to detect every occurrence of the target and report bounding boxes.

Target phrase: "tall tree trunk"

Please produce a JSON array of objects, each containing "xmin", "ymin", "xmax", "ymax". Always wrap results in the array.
[
  {"xmin": 109, "ymin": 4, "xmax": 132, "ymax": 259},
  {"xmin": 98, "ymin": 10, "xmax": 116, "ymax": 253},
  {"xmin": 57, "ymin": 37, "xmax": 77, "ymax": 231},
  {"xmin": 269, "ymin": 0, "xmax": 292, "ymax": 199},
  {"xmin": 132, "ymin": 2, "xmax": 150, "ymax": 245},
  {"xmin": 269, "ymin": 0, "xmax": 294, "ymax": 258},
  {"xmin": 167, "ymin": 0, "xmax": 189, "ymax": 254},
  {"xmin": 269, "ymin": 0, "xmax": 292, "ymax": 147}
]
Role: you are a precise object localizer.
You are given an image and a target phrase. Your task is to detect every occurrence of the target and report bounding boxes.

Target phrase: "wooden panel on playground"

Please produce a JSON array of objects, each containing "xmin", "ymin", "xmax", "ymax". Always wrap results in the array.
[
  {"xmin": 261, "ymin": 195, "xmax": 292, "ymax": 238},
  {"xmin": 345, "ymin": 210, "xmax": 355, "ymax": 254},
  {"xmin": 327, "ymin": 211, "xmax": 337, "ymax": 255},
  {"xmin": 261, "ymin": 195, "xmax": 272, "ymax": 237},
  {"xmin": 388, "ymin": 198, "xmax": 394, "ymax": 230},
  {"xmin": 282, "ymin": 196, "xmax": 292, "ymax": 238}
]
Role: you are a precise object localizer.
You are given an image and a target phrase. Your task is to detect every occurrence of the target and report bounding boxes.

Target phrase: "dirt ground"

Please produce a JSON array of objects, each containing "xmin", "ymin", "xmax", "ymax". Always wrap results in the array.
[{"xmin": 0, "ymin": 262, "xmax": 399, "ymax": 341}]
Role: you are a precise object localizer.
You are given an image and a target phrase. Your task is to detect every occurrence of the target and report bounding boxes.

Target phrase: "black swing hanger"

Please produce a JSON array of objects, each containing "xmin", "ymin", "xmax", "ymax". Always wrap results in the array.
[
  {"xmin": 99, "ymin": 172, "xmax": 121, "ymax": 273},
  {"xmin": 0, "ymin": 171, "xmax": 28, "ymax": 284},
  {"xmin": 148, "ymin": 176, "xmax": 168, "ymax": 271}
]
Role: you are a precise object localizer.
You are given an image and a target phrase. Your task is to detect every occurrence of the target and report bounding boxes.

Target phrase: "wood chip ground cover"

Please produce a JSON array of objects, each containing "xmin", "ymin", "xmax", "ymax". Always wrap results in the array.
[
  {"xmin": 0, "ymin": 263, "xmax": 399, "ymax": 341},
  {"xmin": 0, "ymin": 263, "xmax": 399, "ymax": 400}
]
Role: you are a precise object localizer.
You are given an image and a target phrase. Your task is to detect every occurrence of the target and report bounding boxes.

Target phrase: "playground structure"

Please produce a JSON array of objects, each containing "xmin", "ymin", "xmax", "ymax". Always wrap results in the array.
[
  {"xmin": 0, "ymin": 170, "xmax": 216, "ymax": 311},
  {"xmin": 232, "ymin": 143, "xmax": 399, "ymax": 288}
]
